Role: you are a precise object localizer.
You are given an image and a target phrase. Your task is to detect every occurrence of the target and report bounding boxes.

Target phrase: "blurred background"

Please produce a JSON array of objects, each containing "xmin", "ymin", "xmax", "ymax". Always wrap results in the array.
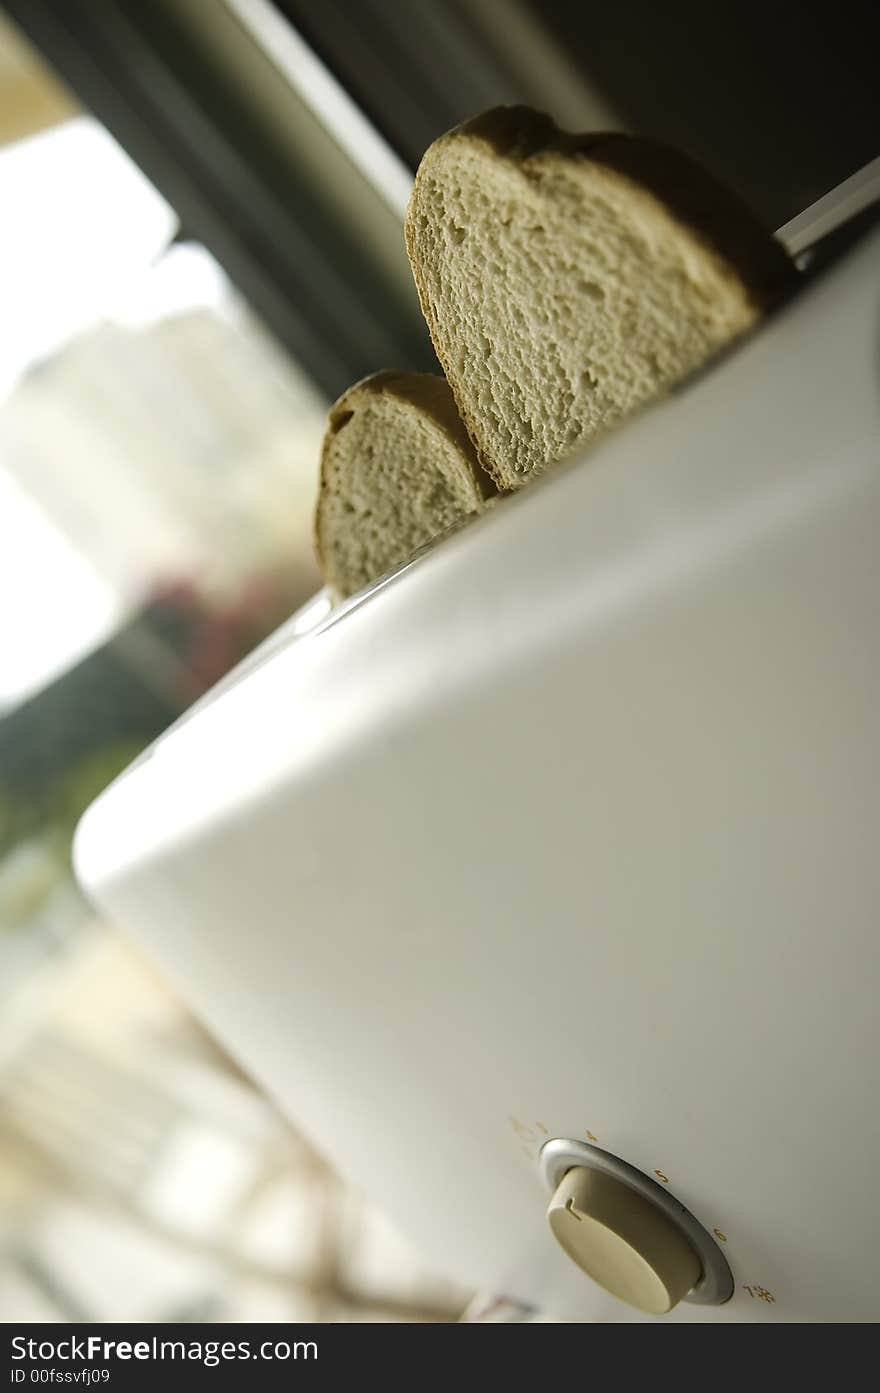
[{"xmin": 0, "ymin": 0, "xmax": 877, "ymax": 1323}]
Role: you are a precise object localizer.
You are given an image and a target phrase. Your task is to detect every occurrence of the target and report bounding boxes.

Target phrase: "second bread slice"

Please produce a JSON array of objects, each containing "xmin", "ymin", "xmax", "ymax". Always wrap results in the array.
[{"xmin": 315, "ymin": 371, "xmax": 495, "ymax": 601}]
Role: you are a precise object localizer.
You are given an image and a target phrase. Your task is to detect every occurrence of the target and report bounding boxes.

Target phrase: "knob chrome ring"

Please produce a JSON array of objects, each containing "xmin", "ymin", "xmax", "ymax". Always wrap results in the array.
[{"xmin": 539, "ymin": 1139, "xmax": 734, "ymax": 1305}]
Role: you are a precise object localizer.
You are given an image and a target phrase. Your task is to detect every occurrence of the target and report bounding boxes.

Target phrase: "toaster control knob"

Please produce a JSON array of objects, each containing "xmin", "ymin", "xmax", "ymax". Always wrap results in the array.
[{"xmin": 548, "ymin": 1166, "xmax": 703, "ymax": 1314}]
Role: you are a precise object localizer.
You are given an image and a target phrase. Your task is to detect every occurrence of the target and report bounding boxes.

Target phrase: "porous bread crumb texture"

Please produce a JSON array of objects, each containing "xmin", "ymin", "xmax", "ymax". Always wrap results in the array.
[
  {"xmin": 407, "ymin": 126, "xmax": 786, "ymax": 490},
  {"xmin": 316, "ymin": 374, "xmax": 489, "ymax": 600}
]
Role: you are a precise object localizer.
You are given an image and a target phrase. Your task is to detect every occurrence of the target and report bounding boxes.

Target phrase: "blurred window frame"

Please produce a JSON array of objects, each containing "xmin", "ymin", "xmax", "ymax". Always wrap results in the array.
[{"xmin": 2, "ymin": 0, "xmax": 435, "ymax": 399}]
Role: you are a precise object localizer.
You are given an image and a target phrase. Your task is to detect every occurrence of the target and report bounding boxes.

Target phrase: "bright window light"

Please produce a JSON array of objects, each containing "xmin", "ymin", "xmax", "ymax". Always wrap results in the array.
[
  {"xmin": 0, "ymin": 468, "xmax": 121, "ymax": 711},
  {"xmin": 0, "ymin": 116, "xmax": 177, "ymax": 399},
  {"xmin": 0, "ymin": 116, "xmax": 191, "ymax": 707}
]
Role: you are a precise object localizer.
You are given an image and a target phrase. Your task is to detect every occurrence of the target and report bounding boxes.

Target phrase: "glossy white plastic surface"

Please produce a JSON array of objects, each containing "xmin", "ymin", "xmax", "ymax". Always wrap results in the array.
[{"xmin": 76, "ymin": 228, "xmax": 880, "ymax": 1321}]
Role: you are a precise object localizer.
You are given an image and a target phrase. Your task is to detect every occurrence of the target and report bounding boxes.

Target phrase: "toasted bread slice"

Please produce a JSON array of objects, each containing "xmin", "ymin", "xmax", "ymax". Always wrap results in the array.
[
  {"xmin": 315, "ymin": 371, "xmax": 495, "ymax": 600},
  {"xmin": 406, "ymin": 106, "xmax": 797, "ymax": 489}
]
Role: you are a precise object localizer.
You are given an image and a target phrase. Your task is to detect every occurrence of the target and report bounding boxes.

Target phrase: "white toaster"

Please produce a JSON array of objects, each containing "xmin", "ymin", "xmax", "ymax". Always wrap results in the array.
[{"xmin": 75, "ymin": 203, "xmax": 880, "ymax": 1321}]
